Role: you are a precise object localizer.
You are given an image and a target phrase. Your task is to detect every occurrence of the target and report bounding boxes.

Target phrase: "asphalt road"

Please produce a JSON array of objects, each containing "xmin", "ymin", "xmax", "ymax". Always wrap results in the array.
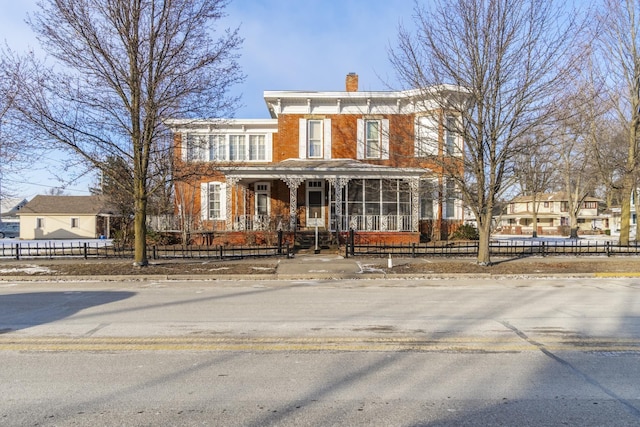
[{"xmin": 1, "ymin": 277, "xmax": 640, "ymax": 426}]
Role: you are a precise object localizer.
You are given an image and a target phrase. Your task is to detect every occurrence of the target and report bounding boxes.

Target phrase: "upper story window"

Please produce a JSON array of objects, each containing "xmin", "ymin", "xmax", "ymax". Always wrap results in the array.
[
  {"xmin": 299, "ymin": 118, "xmax": 332, "ymax": 159},
  {"xmin": 445, "ymin": 116, "xmax": 459, "ymax": 156},
  {"xmin": 308, "ymin": 120, "xmax": 323, "ymax": 158},
  {"xmin": 366, "ymin": 120, "xmax": 381, "ymax": 158},
  {"xmin": 414, "ymin": 115, "xmax": 438, "ymax": 157},
  {"xmin": 582, "ymin": 201, "xmax": 597, "ymax": 209},
  {"xmin": 184, "ymin": 133, "xmax": 271, "ymax": 162},
  {"xmin": 249, "ymin": 135, "xmax": 266, "ymax": 161},
  {"xmin": 357, "ymin": 118, "xmax": 389, "ymax": 160}
]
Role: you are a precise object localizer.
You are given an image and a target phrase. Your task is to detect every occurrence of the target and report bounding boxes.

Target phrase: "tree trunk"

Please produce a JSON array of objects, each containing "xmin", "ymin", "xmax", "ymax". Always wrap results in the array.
[
  {"xmin": 620, "ymin": 187, "xmax": 631, "ymax": 246},
  {"xmin": 477, "ymin": 217, "xmax": 492, "ymax": 266},
  {"xmin": 133, "ymin": 179, "xmax": 148, "ymax": 266}
]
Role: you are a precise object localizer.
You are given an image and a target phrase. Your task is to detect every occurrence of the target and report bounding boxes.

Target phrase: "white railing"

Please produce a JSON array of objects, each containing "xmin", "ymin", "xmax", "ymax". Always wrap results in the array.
[
  {"xmin": 342, "ymin": 215, "xmax": 413, "ymax": 232},
  {"xmin": 233, "ymin": 215, "xmax": 289, "ymax": 231}
]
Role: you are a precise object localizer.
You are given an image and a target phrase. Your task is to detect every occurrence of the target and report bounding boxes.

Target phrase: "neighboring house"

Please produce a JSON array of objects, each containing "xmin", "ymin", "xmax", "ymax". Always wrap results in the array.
[
  {"xmin": 0, "ymin": 197, "xmax": 28, "ymax": 219},
  {"xmin": 498, "ymin": 193, "xmax": 607, "ymax": 235},
  {"xmin": 18, "ymin": 195, "xmax": 117, "ymax": 239},
  {"xmin": 167, "ymin": 73, "xmax": 467, "ymax": 244},
  {"xmin": 0, "ymin": 198, "xmax": 27, "ymax": 238}
]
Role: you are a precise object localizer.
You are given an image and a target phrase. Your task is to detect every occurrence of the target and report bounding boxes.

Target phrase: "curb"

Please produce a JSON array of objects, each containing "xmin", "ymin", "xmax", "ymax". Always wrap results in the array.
[{"xmin": 0, "ymin": 272, "xmax": 607, "ymax": 282}]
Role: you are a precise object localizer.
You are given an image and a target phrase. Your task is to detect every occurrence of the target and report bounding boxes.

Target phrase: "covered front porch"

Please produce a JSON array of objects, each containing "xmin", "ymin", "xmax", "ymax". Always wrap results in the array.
[{"xmin": 220, "ymin": 159, "xmax": 427, "ymax": 234}]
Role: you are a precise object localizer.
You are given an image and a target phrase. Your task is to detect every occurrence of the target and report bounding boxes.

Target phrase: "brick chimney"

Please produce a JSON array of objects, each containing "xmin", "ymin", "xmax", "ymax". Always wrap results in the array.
[{"xmin": 346, "ymin": 72, "xmax": 358, "ymax": 92}]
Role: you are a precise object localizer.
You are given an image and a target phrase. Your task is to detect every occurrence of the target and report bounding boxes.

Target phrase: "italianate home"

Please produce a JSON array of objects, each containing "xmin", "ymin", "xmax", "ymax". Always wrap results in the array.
[{"xmin": 167, "ymin": 73, "xmax": 466, "ymax": 244}]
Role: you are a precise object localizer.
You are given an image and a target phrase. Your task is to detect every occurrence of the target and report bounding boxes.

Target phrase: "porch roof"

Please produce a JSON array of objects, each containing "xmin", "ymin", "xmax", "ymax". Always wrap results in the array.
[{"xmin": 221, "ymin": 158, "xmax": 427, "ymax": 180}]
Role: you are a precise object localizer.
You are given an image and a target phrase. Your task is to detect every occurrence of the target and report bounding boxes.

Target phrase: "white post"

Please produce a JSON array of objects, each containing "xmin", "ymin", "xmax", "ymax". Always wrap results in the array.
[{"xmin": 314, "ymin": 212, "xmax": 320, "ymax": 253}]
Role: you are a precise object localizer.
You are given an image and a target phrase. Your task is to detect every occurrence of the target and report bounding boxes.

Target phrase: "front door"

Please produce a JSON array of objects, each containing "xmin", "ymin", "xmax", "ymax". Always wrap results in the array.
[{"xmin": 306, "ymin": 180, "xmax": 324, "ymax": 227}]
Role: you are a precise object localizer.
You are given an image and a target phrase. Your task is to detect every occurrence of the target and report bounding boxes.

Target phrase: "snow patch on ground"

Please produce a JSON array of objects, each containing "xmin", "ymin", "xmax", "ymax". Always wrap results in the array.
[{"xmin": 0, "ymin": 265, "xmax": 54, "ymax": 275}]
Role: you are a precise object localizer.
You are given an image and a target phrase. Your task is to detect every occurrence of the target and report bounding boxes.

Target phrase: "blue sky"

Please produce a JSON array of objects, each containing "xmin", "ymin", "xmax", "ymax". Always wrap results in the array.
[{"xmin": 0, "ymin": 0, "xmax": 415, "ymax": 198}]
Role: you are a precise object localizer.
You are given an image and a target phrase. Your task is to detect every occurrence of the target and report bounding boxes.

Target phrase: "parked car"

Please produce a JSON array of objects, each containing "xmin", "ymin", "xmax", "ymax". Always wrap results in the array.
[{"xmin": 0, "ymin": 221, "xmax": 19, "ymax": 238}]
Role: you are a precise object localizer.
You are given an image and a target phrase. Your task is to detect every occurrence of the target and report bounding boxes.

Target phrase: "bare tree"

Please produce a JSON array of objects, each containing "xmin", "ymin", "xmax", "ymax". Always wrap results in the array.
[
  {"xmin": 512, "ymin": 132, "xmax": 556, "ymax": 237},
  {"xmin": 390, "ymin": 0, "xmax": 584, "ymax": 265},
  {"xmin": 4, "ymin": 0, "xmax": 243, "ymax": 266},
  {"xmin": 596, "ymin": 0, "xmax": 640, "ymax": 245}
]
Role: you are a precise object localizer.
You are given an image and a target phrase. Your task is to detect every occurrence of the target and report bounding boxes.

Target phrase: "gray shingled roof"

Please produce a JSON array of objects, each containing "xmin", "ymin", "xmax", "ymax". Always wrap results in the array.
[{"xmin": 18, "ymin": 195, "xmax": 117, "ymax": 216}]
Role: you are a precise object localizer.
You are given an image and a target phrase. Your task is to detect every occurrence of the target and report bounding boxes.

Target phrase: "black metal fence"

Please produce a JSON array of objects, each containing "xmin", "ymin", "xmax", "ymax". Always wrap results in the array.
[
  {"xmin": 2, "ymin": 237, "xmax": 639, "ymax": 261},
  {"xmin": 0, "ymin": 241, "xmax": 291, "ymax": 260},
  {"xmin": 345, "ymin": 235, "xmax": 640, "ymax": 258}
]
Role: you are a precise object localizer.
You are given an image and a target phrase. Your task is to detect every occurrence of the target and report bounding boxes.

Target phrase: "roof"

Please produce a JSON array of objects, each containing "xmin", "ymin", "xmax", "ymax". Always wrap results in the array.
[
  {"xmin": 0, "ymin": 198, "xmax": 28, "ymax": 216},
  {"xmin": 221, "ymin": 158, "xmax": 428, "ymax": 180},
  {"xmin": 509, "ymin": 192, "xmax": 602, "ymax": 204},
  {"xmin": 18, "ymin": 195, "xmax": 117, "ymax": 216}
]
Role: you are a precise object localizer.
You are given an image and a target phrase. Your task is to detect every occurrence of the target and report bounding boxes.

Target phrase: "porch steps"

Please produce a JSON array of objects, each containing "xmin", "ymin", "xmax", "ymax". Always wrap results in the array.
[{"xmin": 295, "ymin": 230, "xmax": 333, "ymax": 250}]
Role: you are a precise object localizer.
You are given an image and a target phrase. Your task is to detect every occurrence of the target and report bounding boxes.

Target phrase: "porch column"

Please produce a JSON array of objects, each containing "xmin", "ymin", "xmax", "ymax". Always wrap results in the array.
[
  {"xmin": 225, "ymin": 176, "xmax": 240, "ymax": 231},
  {"xmin": 408, "ymin": 178, "xmax": 420, "ymax": 232},
  {"xmin": 328, "ymin": 177, "xmax": 349, "ymax": 232},
  {"xmin": 283, "ymin": 177, "xmax": 303, "ymax": 230}
]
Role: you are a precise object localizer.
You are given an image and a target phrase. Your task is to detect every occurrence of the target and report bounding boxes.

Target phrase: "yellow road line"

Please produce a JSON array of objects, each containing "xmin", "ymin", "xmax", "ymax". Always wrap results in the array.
[{"xmin": 1, "ymin": 336, "xmax": 639, "ymax": 353}]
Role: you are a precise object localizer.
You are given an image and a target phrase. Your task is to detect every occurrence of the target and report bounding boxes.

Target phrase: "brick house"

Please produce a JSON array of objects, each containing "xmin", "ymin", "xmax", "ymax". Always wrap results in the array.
[{"xmin": 166, "ymin": 73, "xmax": 466, "ymax": 245}]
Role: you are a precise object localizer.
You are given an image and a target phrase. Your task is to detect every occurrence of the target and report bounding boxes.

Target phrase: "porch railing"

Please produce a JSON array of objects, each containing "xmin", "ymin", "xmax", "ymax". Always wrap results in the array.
[
  {"xmin": 149, "ymin": 214, "xmax": 416, "ymax": 233},
  {"xmin": 342, "ymin": 215, "xmax": 413, "ymax": 232}
]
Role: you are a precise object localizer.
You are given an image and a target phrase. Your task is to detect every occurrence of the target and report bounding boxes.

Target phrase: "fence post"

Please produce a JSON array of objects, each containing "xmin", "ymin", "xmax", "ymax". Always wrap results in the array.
[
  {"xmin": 277, "ymin": 230, "xmax": 283, "ymax": 255},
  {"xmin": 345, "ymin": 235, "xmax": 349, "ymax": 258},
  {"xmin": 606, "ymin": 241, "xmax": 610, "ymax": 257},
  {"xmin": 349, "ymin": 229, "xmax": 355, "ymax": 257},
  {"xmin": 541, "ymin": 241, "xmax": 545, "ymax": 257},
  {"xmin": 15, "ymin": 243, "xmax": 20, "ymax": 261},
  {"xmin": 412, "ymin": 242, "xmax": 416, "ymax": 258},
  {"xmin": 153, "ymin": 245, "xmax": 157, "ymax": 260},
  {"xmin": 83, "ymin": 242, "xmax": 88, "ymax": 259},
  {"xmin": 219, "ymin": 245, "xmax": 224, "ymax": 260}
]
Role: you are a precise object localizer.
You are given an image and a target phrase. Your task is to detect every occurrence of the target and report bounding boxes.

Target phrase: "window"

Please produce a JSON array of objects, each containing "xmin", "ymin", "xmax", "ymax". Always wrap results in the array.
[
  {"xmin": 365, "ymin": 120, "xmax": 381, "ymax": 158},
  {"xmin": 71, "ymin": 218, "xmax": 79, "ymax": 228},
  {"xmin": 185, "ymin": 133, "xmax": 271, "ymax": 162},
  {"xmin": 185, "ymin": 134, "xmax": 207, "ymax": 161},
  {"xmin": 209, "ymin": 135, "xmax": 226, "ymax": 161},
  {"xmin": 357, "ymin": 118, "xmax": 389, "ymax": 160},
  {"xmin": 200, "ymin": 182, "xmax": 227, "ymax": 220},
  {"xmin": 445, "ymin": 116, "xmax": 458, "ymax": 155},
  {"xmin": 560, "ymin": 201, "xmax": 569, "ymax": 212},
  {"xmin": 249, "ymin": 135, "xmax": 266, "ymax": 161},
  {"xmin": 308, "ymin": 120, "xmax": 323, "ymax": 158},
  {"xmin": 419, "ymin": 180, "xmax": 436, "ymax": 219},
  {"xmin": 445, "ymin": 179, "xmax": 456, "ymax": 218},
  {"xmin": 36, "ymin": 218, "xmax": 44, "ymax": 228},
  {"xmin": 229, "ymin": 135, "xmax": 246, "ymax": 161},
  {"xmin": 415, "ymin": 115, "xmax": 438, "ymax": 157},
  {"xmin": 255, "ymin": 182, "xmax": 270, "ymax": 216},
  {"xmin": 582, "ymin": 201, "xmax": 597, "ymax": 209}
]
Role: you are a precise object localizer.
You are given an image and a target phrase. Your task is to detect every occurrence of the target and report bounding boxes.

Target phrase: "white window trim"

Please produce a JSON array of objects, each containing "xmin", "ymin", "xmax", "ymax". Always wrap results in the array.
[
  {"xmin": 414, "ymin": 115, "xmax": 438, "ymax": 157},
  {"xmin": 306, "ymin": 180, "xmax": 325, "ymax": 226},
  {"xmin": 444, "ymin": 116, "xmax": 463, "ymax": 157},
  {"xmin": 254, "ymin": 182, "xmax": 271, "ymax": 217},
  {"xmin": 200, "ymin": 182, "xmax": 227, "ymax": 221},
  {"xmin": 184, "ymin": 133, "xmax": 273, "ymax": 163},
  {"xmin": 71, "ymin": 217, "xmax": 79, "ymax": 228},
  {"xmin": 357, "ymin": 118, "xmax": 389, "ymax": 160},
  {"xmin": 299, "ymin": 119, "xmax": 332, "ymax": 160}
]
